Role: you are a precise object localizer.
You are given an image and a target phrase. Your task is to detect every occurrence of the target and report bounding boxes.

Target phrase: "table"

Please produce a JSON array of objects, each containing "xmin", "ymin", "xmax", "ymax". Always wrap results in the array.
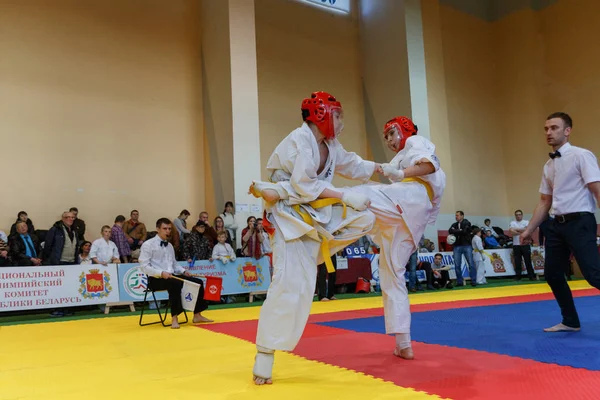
[{"xmin": 335, "ymin": 257, "xmax": 372, "ymax": 285}]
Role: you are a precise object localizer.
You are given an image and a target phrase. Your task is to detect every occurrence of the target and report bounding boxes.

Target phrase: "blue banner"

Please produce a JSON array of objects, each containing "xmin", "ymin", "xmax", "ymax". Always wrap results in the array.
[{"xmin": 186, "ymin": 256, "xmax": 271, "ymax": 295}]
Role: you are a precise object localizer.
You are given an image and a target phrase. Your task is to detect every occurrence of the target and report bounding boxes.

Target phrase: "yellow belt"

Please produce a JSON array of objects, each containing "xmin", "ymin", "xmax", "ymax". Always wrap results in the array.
[
  {"xmin": 403, "ymin": 177, "xmax": 434, "ymax": 202},
  {"xmin": 292, "ymin": 198, "xmax": 347, "ymax": 273}
]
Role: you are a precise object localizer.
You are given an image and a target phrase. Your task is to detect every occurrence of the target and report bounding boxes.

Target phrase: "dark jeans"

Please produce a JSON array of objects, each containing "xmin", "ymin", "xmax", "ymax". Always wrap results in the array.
[
  {"xmin": 317, "ymin": 255, "xmax": 337, "ymax": 300},
  {"xmin": 0, "ymin": 256, "xmax": 10, "ymax": 267},
  {"xmin": 407, "ymin": 250, "xmax": 419, "ymax": 289},
  {"xmin": 543, "ymin": 213, "xmax": 600, "ymax": 328},
  {"xmin": 453, "ymin": 245, "xmax": 477, "ymax": 285},
  {"xmin": 513, "ymin": 244, "xmax": 535, "ymax": 279},
  {"xmin": 148, "ymin": 275, "xmax": 208, "ymax": 316}
]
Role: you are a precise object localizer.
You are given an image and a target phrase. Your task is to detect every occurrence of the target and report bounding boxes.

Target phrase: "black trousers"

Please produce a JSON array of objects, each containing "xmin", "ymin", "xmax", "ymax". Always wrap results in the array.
[
  {"xmin": 433, "ymin": 270, "xmax": 451, "ymax": 287},
  {"xmin": 317, "ymin": 255, "xmax": 337, "ymax": 300},
  {"xmin": 148, "ymin": 275, "xmax": 208, "ymax": 316},
  {"xmin": 543, "ymin": 213, "xmax": 600, "ymax": 328},
  {"xmin": 418, "ymin": 261, "xmax": 434, "ymax": 287},
  {"xmin": 513, "ymin": 245, "xmax": 535, "ymax": 279}
]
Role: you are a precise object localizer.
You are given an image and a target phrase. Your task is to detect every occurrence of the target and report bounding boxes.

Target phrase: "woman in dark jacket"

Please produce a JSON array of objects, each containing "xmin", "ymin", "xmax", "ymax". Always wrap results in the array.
[{"xmin": 182, "ymin": 222, "xmax": 212, "ymax": 262}]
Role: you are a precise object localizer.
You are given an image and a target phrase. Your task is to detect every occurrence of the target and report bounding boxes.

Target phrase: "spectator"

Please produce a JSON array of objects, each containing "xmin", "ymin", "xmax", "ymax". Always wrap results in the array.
[
  {"xmin": 211, "ymin": 231, "xmax": 236, "ymax": 263},
  {"xmin": 10, "ymin": 211, "xmax": 35, "ymax": 237},
  {"xmin": 78, "ymin": 241, "xmax": 93, "ymax": 265},
  {"xmin": 0, "ymin": 232, "xmax": 10, "ymax": 266},
  {"xmin": 241, "ymin": 216, "xmax": 263, "ymax": 259},
  {"xmin": 214, "ymin": 216, "xmax": 232, "ymax": 247},
  {"xmin": 317, "ymin": 255, "xmax": 337, "ymax": 301},
  {"xmin": 416, "ymin": 259, "xmax": 435, "ymax": 290},
  {"xmin": 484, "ymin": 230, "xmax": 501, "ymax": 249},
  {"xmin": 90, "ymin": 226, "xmax": 120, "ymax": 266},
  {"xmin": 8, "ymin": 221, "xmax": 42, "ymax": 266},
  {"xmin": 257, "ymin": 218, "xmax": 273, "ymax": 275},
  {"xmin": 70, "ymin": 207, "xmax": 86, "ymax": 243},
  {"xmin": 431, "ymin": 253, "xmax": 453, "ymax": 289},
  {"xmin": 43, "ymin": 211, "xmax": 79, "ymax": 266},
  {"xmin": 509, "ymin": 209, "xmax": 535, "ymax": 281},
  {"xmin": 406, "ymin": 250, "xmax": 420, "ymax": 292},
  {"xmin": 448, "ymin": 211, "xmax": 477, "ymax": 286},
  {"xmin": 197, "ymin": 211, "xmax": 218, "ymax": 248},
  {"xmin": 471, "ymin": 227, "xmax": 487, "ymax": 284},
  {"xmin": 482, "ymin": 219, "xmax": 498, "ymax": 238},
  {"xmin": 168, "ymin": 226, "xmax": 181, "ymax": 258},
  {"xmin": 111, "ymin": 215, "xmax": 131, "ymax": 263},
  {"xmin": 123, "ymin": 210, "xmax": 147, "ymax": 251},
  {"xmin": 173, "ymin": 209, "xmax": 191, "ymax": 239},
  {"xmin": 221, "ymin": 201, "xmax": 238, "ymax": 249},
  {"xmin": 182, "ymin": 222, "xmax": 212, "ymax": 262}
]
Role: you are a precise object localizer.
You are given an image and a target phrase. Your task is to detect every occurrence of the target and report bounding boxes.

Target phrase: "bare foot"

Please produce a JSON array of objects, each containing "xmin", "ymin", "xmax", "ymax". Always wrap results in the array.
[
  {"xmin": 193, "ymin": 314, "xmax": 214, "ymax": 323},
  {"xmin": 171, "ymin": 320, "xmax": 180, "ymax": 329},
  {"xmin": 393, "ymin": 346, "xmax": 414, "ymax": 360},
  {"xmin": 320, "ymin": 297, "xmax": 330, "ymax": 302},
  {"xmin": 543, "ymin": 323, "xmax": 580, "ymax": 332},
  {"xmin": 253, "ymin": 375, "xmax": 273, "ymax": 385},
  {"xmin": 329, "ymin": 296, "xmax": 338, "ymax": 300}
]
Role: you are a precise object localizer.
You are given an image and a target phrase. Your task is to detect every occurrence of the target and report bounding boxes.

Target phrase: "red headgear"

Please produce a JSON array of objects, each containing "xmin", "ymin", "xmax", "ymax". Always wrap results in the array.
[
  {"xmin": 301, "ymin": 91, "xmax": 343, "ymax": 140},
  {"xmin": 383, "ymin": 116, "xmax": 418, "ymax": 152}
]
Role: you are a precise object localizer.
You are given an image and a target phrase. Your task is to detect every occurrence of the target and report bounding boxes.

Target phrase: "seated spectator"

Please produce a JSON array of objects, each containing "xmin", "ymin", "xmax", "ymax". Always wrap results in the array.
[
  {"xmin": 483, "ymin": 230, "xmax": 501, "ymax": 249},
  {"xmin": 123, "ymin": 210, "xmax": 147, "ymax": 251},
  {"xmin": 90, "ymin": 226, "xmax": 120, "ymax": 266},
  {"xmin": 220, "ymin": 201, "xmax": 238, "ymax": 249},
  {"xmin": 70, "ymin": 207, "xmax": 86, "ymax": 243},
  {"xmin": 431, "ymin": 253, "xmax": 453, "ymax": 289},
  {"xmin": 78, "ymin": 241, "xmax": 93, "ymax": 264},
  {"xmin": 214, "ymin": 216, "xmax": 233, "ymax": 247},
  {"xmin": 111, "ymin": 215, "xmax": 131, "ymax": 263},
  {"xmin": 10, "ymin": 211, "xmax": 35, "ymax": 237},
  {"xmin": 482, "ymin": 219, "xmax": 498, "ymax": 237},
  {"xmin": 211, "ymin": 231, "xmax": 236, "ymax": 263},
  {"xmin": 140, "ymin": 218, "xmax": 213, "ymax": 328},
  {"xmin": 8, "ymin": 221, "xmax": 42, "ymax": 266},
  {"xmin": 173, "ymin": 209, "xmax": 191, "ymax": 239},
  {"xmin": 43, "ymin": 211, "xmax": 80, "ymax": 265},
  {"xmin": 197, "ymin": 211, "xmax": 218, "ymax": 249},
  {"xmin": 241, "ymin": 216, "xmax": 263, "ymax": 259},
  {"xmin": 416, "ymin": 259, "xmax": 435, "ymax": 290},
  {"xmin": 182, "ymin": 222, "xmax": 212, "ymax": 262},
  {"xmin": 0, "ymin": 232, "xmax": 10, "ymax": 266}
]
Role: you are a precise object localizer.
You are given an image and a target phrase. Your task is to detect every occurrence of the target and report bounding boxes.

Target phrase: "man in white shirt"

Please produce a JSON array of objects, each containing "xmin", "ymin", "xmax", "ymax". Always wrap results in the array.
[
  {"xmin": 140, "ymin": 218, "xmax": 213, "ymax": 329},
  {"xmin": 521, "ymin": 112, "xmax": 600, "ymax": 332},
  {"xmin": 90, "ymin": 226, "xmax": 121, "ymax": 266},
  {"xmin": 509, "ymin": 210, "xmax": 535, "ymax": 281}
]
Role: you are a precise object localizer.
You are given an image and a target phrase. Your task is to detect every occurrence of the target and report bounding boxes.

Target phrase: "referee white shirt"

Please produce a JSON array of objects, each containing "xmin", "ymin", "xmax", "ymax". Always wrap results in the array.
[
  {"xmin": 90, "ymin": 238, "xmax": 120, "ymax": 264},
  {"xmin": 539, "ymin": 142, "xmax": 600, "ymax": 214},
  {"xmin": 139, "ymin": 235, "xmax": 186, "ymax": 278},
  {"xmin": 509, "ymin": 220, "xmax": 529, "ymax": 246}
]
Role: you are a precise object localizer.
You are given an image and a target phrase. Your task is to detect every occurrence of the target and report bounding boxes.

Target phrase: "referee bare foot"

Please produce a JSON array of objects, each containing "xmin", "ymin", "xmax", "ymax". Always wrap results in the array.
[
  {"xmin": 193, "ymin": 314, "xmax": 214, "ymax": 323},
  {"xmin": 171, "ymin": 321, "xmax": 180, "ymax": 329},
  {"xmin": 543, "ymin": 323, "xmax": 580, "ymax": 332}
]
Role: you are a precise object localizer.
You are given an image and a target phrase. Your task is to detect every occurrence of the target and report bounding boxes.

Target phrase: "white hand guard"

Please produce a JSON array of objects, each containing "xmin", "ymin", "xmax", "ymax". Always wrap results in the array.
[
  {"xmin": 382, "ymin": 163, "xmax": 405, "ymax": 182},
  {"xmin": 230, "ymin": 255, "xmax": 237, "ymax": 262},
  {"xmin": 342, "ymin": 192, "xmax": 370, "ymax": 211},
  {"xmin": 222, "ymin": 257, "xmax": 229, "ymax": 264}
]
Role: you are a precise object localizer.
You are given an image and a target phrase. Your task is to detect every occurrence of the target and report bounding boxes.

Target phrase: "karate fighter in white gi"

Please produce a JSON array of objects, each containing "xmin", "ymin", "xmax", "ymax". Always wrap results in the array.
[
  {"xmin": 346, "ymin": 116, "xmax": 446, "ymax": 359},
  {"xmin": 248, "ymin": 91, "xmax": 383, "ymax": 385}
]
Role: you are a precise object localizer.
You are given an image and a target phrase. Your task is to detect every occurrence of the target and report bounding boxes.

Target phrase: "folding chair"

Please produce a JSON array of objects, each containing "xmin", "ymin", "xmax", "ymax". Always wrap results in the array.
[{"xmin": 138, "ymin": 276, "xmax": 188, "ymax": 327}]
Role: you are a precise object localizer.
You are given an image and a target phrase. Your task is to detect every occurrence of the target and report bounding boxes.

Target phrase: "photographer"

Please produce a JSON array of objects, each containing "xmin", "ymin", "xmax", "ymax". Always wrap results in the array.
[{"xmin": 241, "ymin": 216, "xmax": 264, "ymax": 259}]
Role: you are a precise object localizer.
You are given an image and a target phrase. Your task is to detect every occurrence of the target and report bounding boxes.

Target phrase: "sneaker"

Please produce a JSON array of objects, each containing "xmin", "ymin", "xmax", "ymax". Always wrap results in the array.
[
  {"xmin": 433, "ymin": 282, "xmax": 440, "ymax": 289},
  {"xmin": 446, "ymin": 283, "xmax": 454, "ymax": 289}
]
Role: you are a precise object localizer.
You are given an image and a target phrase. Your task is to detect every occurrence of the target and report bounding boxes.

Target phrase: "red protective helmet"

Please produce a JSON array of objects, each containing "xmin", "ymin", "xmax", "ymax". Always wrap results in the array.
[
  {"xmin": 383, "ymin": 116, "xmax": 418, "ymax": 152},
  {"xmin": 301, "ymin": 91, "xmax": 343, "ymax": 140}
]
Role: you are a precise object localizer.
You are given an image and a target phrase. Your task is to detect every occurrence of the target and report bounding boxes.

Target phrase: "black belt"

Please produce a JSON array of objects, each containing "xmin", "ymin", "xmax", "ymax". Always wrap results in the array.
[{"xmin": 554, "ymin": 212, "xmax": 592, "ymax": 224}]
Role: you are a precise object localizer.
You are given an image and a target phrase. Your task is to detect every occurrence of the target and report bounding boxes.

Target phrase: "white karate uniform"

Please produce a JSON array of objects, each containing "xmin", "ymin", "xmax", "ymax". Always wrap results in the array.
[
  {"xmin": 256, "ymin": 122, "xmax": 376, "ymax": 352},
  {"xmin": 343, "ymin": 136, "xmax": 446, "ymax": 334},
  {"xmin": 472, "ymin": 235, "xmax": 487, "ymax": 284},
  {"xmin": 212, "ymin": 242, "xmax": 235, "ymax": 261},
  {"xmin": 89, "ymin": 238, "xmax": 120, "ymax": 264}
]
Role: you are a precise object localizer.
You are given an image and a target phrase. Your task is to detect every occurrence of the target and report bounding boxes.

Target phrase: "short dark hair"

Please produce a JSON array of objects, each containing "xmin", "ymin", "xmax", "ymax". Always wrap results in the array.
[
  {"xmin": 515, "ymin": 209, "xmax": 523, "ymax": 215},
  {"xmin": 101, "ymin": 225, "xmax": 111, "ymax": 232},
  {"xmin": 180, "ymin": 209, "xmax": 190, "ymax": 216},
  {"xmin": 131, "ymin": 210, "xmax": 139, "ymax": 215},
  {"xmin": 69, "ymin": 207, "xmax": 78, "ymax": 213},
  {"xmin": 456, "ymin": 211, "xmax": 464, "ymax": 216},
  {"xmin": 484, "ymin": 218, "xmax": 491, "ymax": 224},
  {"xmin": 434, "ymin": 253, "xmax": 443, "ymax": 258},
  {"xmin": 115, "ymin": 215, "xmax": 126, "ymax": 223},
  {"xmin": 546, "ymin": 112, "xmax": 572, "ymax": 128},
  {"xmin": 472, "ymin": 227, "xmax": 481, "ymax": 235},
  {"xmin": 156, "ymin": 218, "xmax": 172, "ymax": 228}
]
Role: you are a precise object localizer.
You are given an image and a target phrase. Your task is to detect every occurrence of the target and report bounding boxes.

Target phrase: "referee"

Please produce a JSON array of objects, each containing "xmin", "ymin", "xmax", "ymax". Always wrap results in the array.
[{"xmin": 521, "ymin": 112, "xmax": 600, "ymax": 332}]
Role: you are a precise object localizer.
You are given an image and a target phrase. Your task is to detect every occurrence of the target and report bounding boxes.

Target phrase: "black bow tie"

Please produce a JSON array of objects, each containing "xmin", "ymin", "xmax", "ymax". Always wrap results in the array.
[
  {"xmin": 160, "ymin": 240, "xmax": 168, "ymax": 247},
  {"xmin": 549, "ymin": 151, "xmax": 561, "ymax": 159}
]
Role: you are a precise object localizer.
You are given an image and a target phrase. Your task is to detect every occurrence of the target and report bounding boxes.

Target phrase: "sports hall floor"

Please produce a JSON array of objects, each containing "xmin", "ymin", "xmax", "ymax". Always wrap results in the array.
[{"xmin": 1, "ymin": 279, "xmax": 599, "ymax": 400}]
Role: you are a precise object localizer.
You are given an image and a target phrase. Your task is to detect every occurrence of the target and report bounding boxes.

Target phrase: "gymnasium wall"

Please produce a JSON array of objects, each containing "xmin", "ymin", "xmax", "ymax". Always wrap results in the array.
[{"xmin": 0, "ymin": 0, "xmax": 205, "ymax": 239}]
